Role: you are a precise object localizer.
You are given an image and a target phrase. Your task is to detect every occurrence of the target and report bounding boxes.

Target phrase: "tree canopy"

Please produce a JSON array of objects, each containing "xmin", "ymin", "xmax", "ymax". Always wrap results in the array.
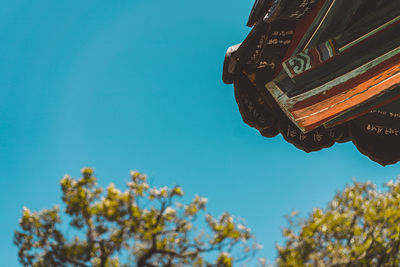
[
  {"xmin": 15, "ymin": 168, "xmax": 400, "ymax": 266},
  {"xmin": 14, "ymin": 168, "xmax": 262, "ymax": 267},
  {"xmin": 277, "ymin": 178, "xmax": 400, "ymax": 266}
]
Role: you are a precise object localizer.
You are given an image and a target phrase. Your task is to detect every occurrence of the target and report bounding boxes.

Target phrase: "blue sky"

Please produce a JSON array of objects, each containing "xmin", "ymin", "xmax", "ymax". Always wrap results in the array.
[{"xmin": 0, "ymin": 1, "xmax": 399, "ymax": 265}]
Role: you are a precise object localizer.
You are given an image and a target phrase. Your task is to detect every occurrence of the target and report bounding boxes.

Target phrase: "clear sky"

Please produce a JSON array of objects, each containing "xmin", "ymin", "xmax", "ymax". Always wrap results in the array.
[{"xmin": 0, "ymin": 1, "xmax": 399, "ymax": 265}]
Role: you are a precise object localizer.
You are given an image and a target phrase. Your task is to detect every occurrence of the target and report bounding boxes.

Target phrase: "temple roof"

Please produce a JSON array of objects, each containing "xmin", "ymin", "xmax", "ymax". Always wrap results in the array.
[{"xmin": 223, "ymin": 0, "xmax": 400, "ymax": 165}]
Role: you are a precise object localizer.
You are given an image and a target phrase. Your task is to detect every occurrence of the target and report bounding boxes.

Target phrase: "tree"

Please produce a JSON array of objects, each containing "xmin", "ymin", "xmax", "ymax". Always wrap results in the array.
[
  {"xmin": 276, "ymin": 178, "xmax": 400, "ymax": 266},
  {"xmin": 14, "ymin": 168, "xmax": 262, "ymax": 267}
]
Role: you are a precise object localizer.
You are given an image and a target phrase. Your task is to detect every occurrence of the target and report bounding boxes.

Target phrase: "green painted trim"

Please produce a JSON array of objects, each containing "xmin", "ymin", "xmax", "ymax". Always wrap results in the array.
[
  {"xmin": 288, "ymin": 46, "xmax": 400, "ymax": 103},
  {"xmin": 265, "ymin": 46, "xmax": 400, "ymax": 132},
  {"xmin": 303, "ymin": 0, "xmax": 336, "ymax": 50},
  {"xmin": 265, "ymin": 82, "xmax": 307, "ymax": 132},
  {"xmin": 339, "ymin": 15, "xmax": 400, "ymax": 52},
  {"xmin": 326, "ymin": 40, "xmax": 335, "ymax": 58},
  {"xmin": 282, "ymin": 60, "xmax": 295, "ymax": 79},
  {"xmin": 292, "ymin": 0, "xmax": 336, "ymax": 54},
  {"xmin": 295, "ymin": 72, "xmax": 400, "ymax": 121}
]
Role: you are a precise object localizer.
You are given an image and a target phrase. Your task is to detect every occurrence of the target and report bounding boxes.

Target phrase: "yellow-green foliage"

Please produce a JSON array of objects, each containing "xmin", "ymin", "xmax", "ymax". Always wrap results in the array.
[
  {"xmin": 277, "ymin": 179, "xmax": 400, "ymax": 267},
  {"xmin": 14, "ymin": 168, "xmax": 260, "ymax": 267}
]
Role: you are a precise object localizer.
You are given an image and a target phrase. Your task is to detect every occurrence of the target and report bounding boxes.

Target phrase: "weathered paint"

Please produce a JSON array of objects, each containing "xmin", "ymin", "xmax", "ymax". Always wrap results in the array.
[
  {"xmin": 339, "ymin": 15, "xmax": 400, "ymax": 52},
  {"xmin": 293, "ymin": 60, "xmax": 400, "ymax": 132},
  {"xmin": 265, "ymin": 45, "xmax": 400, "ymax": 132}
]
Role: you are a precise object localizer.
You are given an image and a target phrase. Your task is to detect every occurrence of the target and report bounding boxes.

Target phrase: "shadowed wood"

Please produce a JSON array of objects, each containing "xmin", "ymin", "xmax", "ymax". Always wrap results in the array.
[
  {"xmin": 223, "ymin": 0, "xmax": 400, "ymax": 165},
  {"xmin": 292, "ymin": 61, "xmax": 400, "ymax": 131}
]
